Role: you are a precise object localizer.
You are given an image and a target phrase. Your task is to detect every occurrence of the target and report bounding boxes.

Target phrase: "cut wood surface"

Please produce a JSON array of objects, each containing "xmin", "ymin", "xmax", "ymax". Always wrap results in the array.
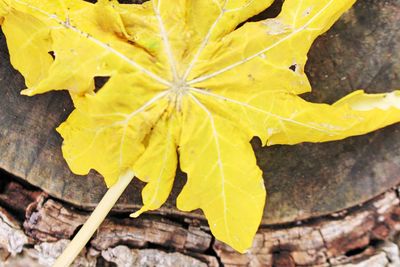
[{"xmin": 0, "ymin": 0, "xmax": 399, "ymax": 225}]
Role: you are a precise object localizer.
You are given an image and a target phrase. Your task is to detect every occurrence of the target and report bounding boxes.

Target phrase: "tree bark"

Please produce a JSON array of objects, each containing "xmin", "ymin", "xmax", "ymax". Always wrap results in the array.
[{"xmin": 2, "ymin": 178, "xmax": 400, "ymax": 266}]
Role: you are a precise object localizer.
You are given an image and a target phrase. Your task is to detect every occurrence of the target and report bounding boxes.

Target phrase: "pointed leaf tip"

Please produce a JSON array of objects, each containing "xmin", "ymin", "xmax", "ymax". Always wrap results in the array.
[{"xmin": 130, "ymin": 208, "xmax": 146, "ymax": 218}]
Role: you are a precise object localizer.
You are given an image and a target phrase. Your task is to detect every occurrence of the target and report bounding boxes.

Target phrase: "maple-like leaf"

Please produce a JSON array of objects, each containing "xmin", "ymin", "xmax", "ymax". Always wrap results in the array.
[{"xmin": 1, "ymin": 0, "xmax": 400, "ymax": 252}]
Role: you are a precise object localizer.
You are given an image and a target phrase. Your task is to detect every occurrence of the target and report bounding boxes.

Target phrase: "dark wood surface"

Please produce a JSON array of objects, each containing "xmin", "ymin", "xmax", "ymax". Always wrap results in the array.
[{"xmin": 0, "ymin": 0, "xmax": 399, "ymax": 225}]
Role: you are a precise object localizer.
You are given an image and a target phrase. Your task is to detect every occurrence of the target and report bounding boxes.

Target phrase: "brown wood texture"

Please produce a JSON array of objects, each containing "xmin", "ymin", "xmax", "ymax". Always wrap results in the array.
[
  {"xmin": 214, "ymin": 189, "xmax": 400, "ymax": 266},
  {"xmin": 2, "ymin": 178, "xmax": 400, "ymax": 266},
  {"xmin": 0, "ymin": 0, "xmax": 399, "ymax": 225}
]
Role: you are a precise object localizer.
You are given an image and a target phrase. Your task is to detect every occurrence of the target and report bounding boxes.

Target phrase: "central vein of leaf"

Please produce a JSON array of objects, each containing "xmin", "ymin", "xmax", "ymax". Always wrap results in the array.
[
  {"xmin": 167, "ymin": 80, "xmax": 191, "ymax": 110},
  {"xmin": 170, "ymin": 80, "xmax": 189, "ymax": 94}
]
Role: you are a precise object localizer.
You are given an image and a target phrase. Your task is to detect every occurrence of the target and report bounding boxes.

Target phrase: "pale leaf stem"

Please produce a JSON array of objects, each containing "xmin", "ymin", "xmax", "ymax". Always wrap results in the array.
[{"xmin": 53, "ymin": 171, "xmax": 135, "ymax": 267}]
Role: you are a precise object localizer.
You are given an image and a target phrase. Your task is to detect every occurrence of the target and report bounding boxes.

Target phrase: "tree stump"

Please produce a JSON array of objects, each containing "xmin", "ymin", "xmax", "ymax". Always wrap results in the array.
[{"xmin": 0, "ymin": 0, "xmax": 399, "ymax": 266}]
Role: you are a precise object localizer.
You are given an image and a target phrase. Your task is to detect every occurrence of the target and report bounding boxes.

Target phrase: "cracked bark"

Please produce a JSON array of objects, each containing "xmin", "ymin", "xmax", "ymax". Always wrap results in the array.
[
  {"xmin": 213, "ymin": 189, "xmax": 400, "ymax": 267},
  {"xmin": 2, "ymin": 179, "xmax": 400, "ymax": 266},
  {"xmin": 0, "ymin": 207, "xmax": 28, "ymax": 261}
]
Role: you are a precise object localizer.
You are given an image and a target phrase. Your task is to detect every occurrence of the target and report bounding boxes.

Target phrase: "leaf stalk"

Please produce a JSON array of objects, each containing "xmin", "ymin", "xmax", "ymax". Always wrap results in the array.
[{"xmin": 53, "ymin": 171, "xmax": 135, "ymax": 267}]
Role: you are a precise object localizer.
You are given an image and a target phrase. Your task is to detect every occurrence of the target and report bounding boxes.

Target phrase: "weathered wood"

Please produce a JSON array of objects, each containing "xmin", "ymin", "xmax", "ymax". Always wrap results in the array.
[
  {"xmin": 214, "ymin": 189, "xmax": 400, "ymax": 266},
  {"xmin": 0, "ymin": 0, "xmax": 399, "ymax": 224},
  {"xmin": 101, "ymin": 247, "xmax": 209, "ymax": 267},
  {"xmin": 0, "ymin": 179, "xmax": 217, "ymax": 266},
  {"xmin": 29, "ymin": 240, "xmax": 96, "ymax": 267},
  {"xmin": 23, "ymin": 198, "xmax": 213, "ymax": 253},
  {"xmin": 0, "ymin": 207, "xmax": 28, "ymax": 261},
  {"xmin": 91, "ymin": 219, "xmax": 212, "ymax": 252},
  {"xmin": 0, "ymin": 179, "xmax": 42, "ymax": 219},
  {"xmin": 2, "ymin": 179, "xmax": 400, "ymax": 266},
  {"xmin": 24, "ymin": 199, "xmax": 87, "ymax": 243},
  {"xmin": 23, "ymin": 195, "xmax": 214, "ymax": 263}
]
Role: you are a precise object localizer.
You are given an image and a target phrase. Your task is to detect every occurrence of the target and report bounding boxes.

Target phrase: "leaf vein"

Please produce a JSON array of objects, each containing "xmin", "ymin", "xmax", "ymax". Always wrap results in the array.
[
  {"xmin": 13, "ymin": 0, "xmax": 171, "ymax": 86},
  {"xmin": 187, "ymin": 0, "xmax": 335, "ymax": 85}
]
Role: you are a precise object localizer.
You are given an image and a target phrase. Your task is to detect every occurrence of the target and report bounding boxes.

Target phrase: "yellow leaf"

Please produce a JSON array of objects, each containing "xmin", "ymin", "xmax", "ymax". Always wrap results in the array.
[
  {"xmin": 131, "ymin": 113, "xmax": 178, "ymax": 218},
  {"xmin": 178, "ymin": 95, "xmax": 266, "ymax": 252},
  {"xmin": 57, "ymin": 73, "xmax": 168, "ymax": 186},
  {"xmin": 2, "ymin": 0, "xmax": 400, "ymax": 253},
  {"xmin": 1, "ymin": 8, "xmax": 53, "ymax": 87}
]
